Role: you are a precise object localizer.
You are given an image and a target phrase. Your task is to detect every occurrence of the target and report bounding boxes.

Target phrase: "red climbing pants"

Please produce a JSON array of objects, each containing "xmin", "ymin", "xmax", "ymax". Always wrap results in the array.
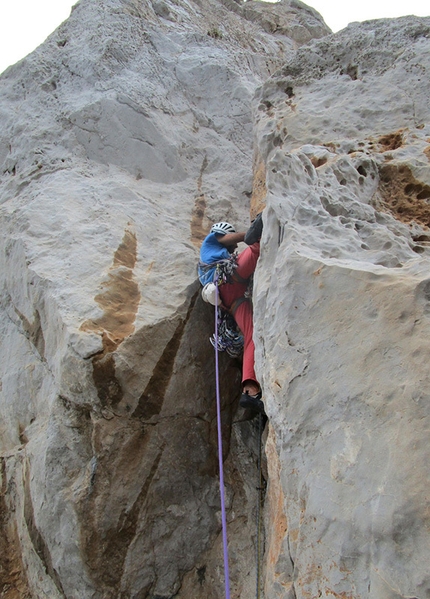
[{"xmin": 219, "ymin": 243, "xmax": 260, "ymax": 385}]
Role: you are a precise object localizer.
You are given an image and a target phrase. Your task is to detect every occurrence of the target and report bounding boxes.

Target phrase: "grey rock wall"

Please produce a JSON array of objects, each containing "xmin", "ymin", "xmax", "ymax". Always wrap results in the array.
[
  {"xmin": 0, "ymin": 0, "xmax": 330, "ymax": 597},
  {"xmin": 253, "ymin": 17, "xmax": 430, "ymax": 599}
]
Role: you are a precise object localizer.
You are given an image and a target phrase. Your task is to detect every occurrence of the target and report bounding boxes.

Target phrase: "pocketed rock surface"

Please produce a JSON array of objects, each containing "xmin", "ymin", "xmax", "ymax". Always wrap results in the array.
[
  {"xmin": 0, "ymin": 0, "xmax": 330, "ymax": 597},
  {"xmin": 253, "ymin": 16, "xmax": 430, "ymax": 599}
]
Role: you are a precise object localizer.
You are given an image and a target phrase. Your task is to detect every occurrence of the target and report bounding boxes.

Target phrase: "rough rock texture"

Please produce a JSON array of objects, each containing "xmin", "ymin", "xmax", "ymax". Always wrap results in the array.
[
  {"xmin": 5, "ymin": 0, "xmax": 430, "ymax": 597},
  {"xmin": 0, "ymin": 0, "xmax": 330, "ymax": 597},
  {"xmin": 253, "ymin": 17, "xmax": 430, "ymax": 599}
]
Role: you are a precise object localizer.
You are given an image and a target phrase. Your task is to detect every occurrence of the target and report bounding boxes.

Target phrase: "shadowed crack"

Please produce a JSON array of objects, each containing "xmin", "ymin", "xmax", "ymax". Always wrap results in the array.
[
  {"xmin": 83, "ymin": 434, "xmax": 165, "ymax": 594},
  {"xmin": 13, "ymin": 306, "xmax": 45, "ymax": 360},
  {"xmin": 132, "ymin": 293, "xmax": 198, "ymax": 420}
]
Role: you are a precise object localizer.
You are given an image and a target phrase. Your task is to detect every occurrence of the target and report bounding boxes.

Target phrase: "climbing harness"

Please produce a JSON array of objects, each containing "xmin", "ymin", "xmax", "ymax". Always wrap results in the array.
[
  {"xmin": 213, "ymin": 280, "xmax": 231, "ymax": 599},
  {"xmin": 198, "ymin": 253, "xmax": 240, "ymax": 286}
]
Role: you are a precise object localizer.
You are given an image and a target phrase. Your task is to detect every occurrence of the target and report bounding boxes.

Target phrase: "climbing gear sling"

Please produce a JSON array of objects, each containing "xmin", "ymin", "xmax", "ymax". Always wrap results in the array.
[
  {"xmin": 199, "ymin": 253, "xmax": 249, "ymax": 287},
  {"xmin": 210, "ymin": 308, "xmax": 244, "ymax": 358}
]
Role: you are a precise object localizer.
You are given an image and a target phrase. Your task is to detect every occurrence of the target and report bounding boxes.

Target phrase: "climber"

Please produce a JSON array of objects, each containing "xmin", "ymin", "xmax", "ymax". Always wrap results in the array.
[{"xmin": 198, "ymin": 213, "xmax": 265, "ymax": 414}]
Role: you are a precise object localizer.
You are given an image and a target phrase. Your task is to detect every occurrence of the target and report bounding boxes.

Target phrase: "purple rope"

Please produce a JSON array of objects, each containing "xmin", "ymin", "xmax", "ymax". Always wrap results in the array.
[{"xmin": 214, "ymin": 281, "xmax": 231, "ymax": 599}]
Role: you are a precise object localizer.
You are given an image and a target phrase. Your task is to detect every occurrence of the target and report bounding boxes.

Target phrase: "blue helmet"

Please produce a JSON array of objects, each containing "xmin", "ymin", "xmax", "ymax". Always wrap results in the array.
[{"xmin": 210, "ymin": 221, "xmax": 235, "ymax": 235}]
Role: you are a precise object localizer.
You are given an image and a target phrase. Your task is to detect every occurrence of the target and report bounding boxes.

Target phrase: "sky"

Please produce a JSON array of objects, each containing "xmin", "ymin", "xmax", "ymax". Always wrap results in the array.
[{"xmin": 0, "ymin": 0, "xmax": 429, "ymax": 75}]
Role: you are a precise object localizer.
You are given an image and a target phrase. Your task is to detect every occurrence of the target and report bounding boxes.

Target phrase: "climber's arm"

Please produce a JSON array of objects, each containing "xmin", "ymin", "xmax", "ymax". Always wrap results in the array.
[{"xmin": 218, "ymin": 232, "xmax": 245, "ymax": 247}]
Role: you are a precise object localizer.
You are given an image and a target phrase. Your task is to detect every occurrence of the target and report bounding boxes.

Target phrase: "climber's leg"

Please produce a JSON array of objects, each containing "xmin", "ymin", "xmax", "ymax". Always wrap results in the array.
[
  {"xmin": 219, "ymin": 281, "xmax": 265, "ymax": 414},
  {"xmin": 219, "ymin": 243, "xmax": 260, "ymax": 383},
  {"xmin": 233, "ymin": 299, "xmax": 257, "ymax": 385}
]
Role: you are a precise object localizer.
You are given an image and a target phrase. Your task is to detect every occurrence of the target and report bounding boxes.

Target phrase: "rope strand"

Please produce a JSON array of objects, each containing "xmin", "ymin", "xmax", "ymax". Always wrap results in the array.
[{"xmin": 214, "ymin": 280, "xmax": 231, "ymax": 599}]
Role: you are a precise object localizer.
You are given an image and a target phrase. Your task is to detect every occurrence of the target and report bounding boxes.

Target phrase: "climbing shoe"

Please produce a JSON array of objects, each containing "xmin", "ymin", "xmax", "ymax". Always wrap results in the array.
[
  {"xmin": 239, "ymin": 390, "xmax": 265, "ymax": 414},
  {"xmin": 244, "ymin": 212, "xmax": 263, "ymax": 245}
]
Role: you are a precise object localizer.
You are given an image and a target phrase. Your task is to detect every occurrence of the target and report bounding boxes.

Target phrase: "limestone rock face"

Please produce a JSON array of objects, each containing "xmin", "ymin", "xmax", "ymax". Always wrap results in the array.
[
  {"xmin": 0, "ymin": 0, "xmax": 330, "ymax": 597},
  {"xmin": 253, "ymin": 17, "xmax": 430, "ymax": 599}
]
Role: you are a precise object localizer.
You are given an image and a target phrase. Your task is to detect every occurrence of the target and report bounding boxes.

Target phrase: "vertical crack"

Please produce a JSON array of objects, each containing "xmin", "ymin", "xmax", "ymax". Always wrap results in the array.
[
  {"xmin": 132, "ymin": 292, "xmax": 198, "ymax": 419},
  {"xmin": 23, "ymin": 460, "xmax": 66, "ymax": 597},
  {"xmin": 286, "ymin": 532, "xmax": 297, "ymax": 599}
]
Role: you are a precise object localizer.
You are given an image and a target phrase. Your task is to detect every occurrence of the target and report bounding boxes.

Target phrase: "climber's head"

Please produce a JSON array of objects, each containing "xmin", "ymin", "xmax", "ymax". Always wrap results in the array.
[
  {"xmin": 210, "ymin": 221, "xmax": 238, "ymax": 253},
  {"xmin": 210, "ymin": 222, "xmax": 236, "ymax": 236}
]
